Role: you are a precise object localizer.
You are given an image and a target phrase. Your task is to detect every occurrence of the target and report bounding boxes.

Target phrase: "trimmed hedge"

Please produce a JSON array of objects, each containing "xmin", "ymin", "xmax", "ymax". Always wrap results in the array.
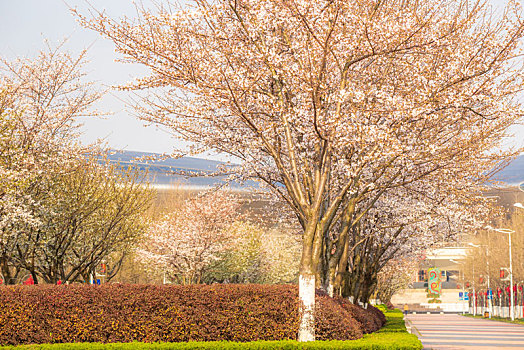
[
  {"xmin": 0, "ymin": 284, "xmax": 385, "ymax": 345},
  {"xmin": 0, "ymin": 308, "xmax": 421, "ymax": 349}
]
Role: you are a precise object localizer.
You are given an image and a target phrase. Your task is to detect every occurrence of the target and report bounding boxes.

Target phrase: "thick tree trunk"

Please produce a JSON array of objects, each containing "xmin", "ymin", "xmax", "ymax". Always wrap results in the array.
[
  {"xmin": 298, "ymin": 273, "xmax": 315, "ymax": 342},
  {"xmin": 359, "ymin": 273, "xmax": 377, "ymax": 304},
  {"xmin": 298, "ymin": 220, "xmax": 321, "ymax": 342},
  {"xmin": 0, "ymin": 257, "xmax": 11, "ymax": 284},
  {"xmin": 30, "ymin": 270, "xmax": 39, "ymax": 285},
  {"xmin": 327, "ymin": 280, "xmax": 334, "ymax": 298}
]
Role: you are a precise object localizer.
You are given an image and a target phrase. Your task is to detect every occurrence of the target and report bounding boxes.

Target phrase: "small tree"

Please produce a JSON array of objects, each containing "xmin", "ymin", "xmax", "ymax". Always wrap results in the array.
[
  {"xmin": 374, "ymin": 259, "xmax": 416, "ymax": 305},
  {"xmin": 0, "ymin": 45, "xmax": 102, "ymax": 284},
  {"xmin": 204, "ymin": 221, "xmax": 264, "ymax": 283},
  {"xmin": 204, "ymin": 223, "xmax": 301, "ymax": 284},
  {"xmin": 138, "ymin": 190, "xmax": 244, "ymax": 284},
  {"xmin": 8, "ymin": 159, "xmax": 153, "ymax": 284}
]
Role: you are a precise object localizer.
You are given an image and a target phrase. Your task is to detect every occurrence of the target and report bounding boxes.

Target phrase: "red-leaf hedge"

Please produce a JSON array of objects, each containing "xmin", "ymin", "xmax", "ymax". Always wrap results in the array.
[{"xmin": 0, "ymin": 284, "xmax": 385, "ymax": 345}]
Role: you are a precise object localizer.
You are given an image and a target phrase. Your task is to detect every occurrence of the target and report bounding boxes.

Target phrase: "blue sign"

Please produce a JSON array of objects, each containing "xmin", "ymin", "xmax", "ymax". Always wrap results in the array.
[
  {"xmin": 488, "ymin": 288, "xmax": 493, "ymax": 300},
  {"xmin": 459, "ymin": 292, "xmax": 463, "ymax": 300},
  {"xmin": 464, "ymin": 294, "xmax": 469, "ymax": 301}
]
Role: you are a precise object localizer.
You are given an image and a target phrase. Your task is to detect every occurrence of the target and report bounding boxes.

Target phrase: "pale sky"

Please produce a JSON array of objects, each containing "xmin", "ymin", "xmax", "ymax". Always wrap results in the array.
[
  {"xmin": 0, "ymin": 0, "xmax": 522, "ymax": 158},
  {"xmin": 0, "ymin": 0, "xmax": 181, "ymax": 156}
]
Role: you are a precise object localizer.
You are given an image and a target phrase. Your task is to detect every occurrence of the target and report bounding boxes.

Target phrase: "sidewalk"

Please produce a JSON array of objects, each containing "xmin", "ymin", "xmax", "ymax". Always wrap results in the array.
[{"xmin": 406, "ymin": 313, "xmax": 524, "ymax": 349}]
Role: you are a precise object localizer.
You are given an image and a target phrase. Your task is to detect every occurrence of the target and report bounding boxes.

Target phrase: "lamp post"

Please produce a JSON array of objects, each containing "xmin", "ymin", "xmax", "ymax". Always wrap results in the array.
[
  {"xmin": 487, "ymin": 226, "xmax": 515, "ymax": 321},
  {"xmin": 486, "ymin": 244, "xmax": 492, "ymax": 319},
  {"xmin": 450, "ymin": 259, "xmax": 467, "ymax": 315},
  {"xmin": 468, "ymin": 242, "xmax": 492, "ymax": 318},
  {"xmin": 514, "ymin": 203, "xmax": 524, "ymax": 318},
  {"xmin": 473, "ymin": 264, "xmax": 477, "ymax": 316}
]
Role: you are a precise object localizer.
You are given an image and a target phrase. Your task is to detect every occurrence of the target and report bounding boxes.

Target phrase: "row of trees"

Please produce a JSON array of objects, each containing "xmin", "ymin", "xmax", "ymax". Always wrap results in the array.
[
  {"xmin": 463, "ymin": 208, "xmax": 524, "ymax": 293},
  {"xmin": 0, "ymin": 47, "xmax": 153, "ymax": 285},
  {"xmin": 76, "ymin": 0, "xmax": 524, "ymax": 340},
  {"xmin": 128, "ymin": 185, "xmax": 413, "ymax": 304},
  {"xmin": 0, "ymin": 46, "xmax": 302, "ymax": 287}
]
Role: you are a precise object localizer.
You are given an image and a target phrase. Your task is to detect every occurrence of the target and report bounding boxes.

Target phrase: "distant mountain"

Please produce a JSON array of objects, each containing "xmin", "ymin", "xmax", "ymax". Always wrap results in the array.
[
  {"xmin": 493, "ymin": 154, "xmax": 524, "ymax": 185},
  {"xmin": 106, "ymin": 150, "xmax": 524, "ymax": 188},
  {"xmin": 106, "ymin": 150, "xmax": 248, "ymax": 188},
  {"xmin": 107, "ymin": 150, "xmax": 224, "ymax": 172}
]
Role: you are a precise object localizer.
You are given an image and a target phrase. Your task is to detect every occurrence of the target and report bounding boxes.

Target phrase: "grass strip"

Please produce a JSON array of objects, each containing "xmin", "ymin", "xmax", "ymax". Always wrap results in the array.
[{"xmin": 462, "ymin": 314, "xmax": 524, "ymax": 325}]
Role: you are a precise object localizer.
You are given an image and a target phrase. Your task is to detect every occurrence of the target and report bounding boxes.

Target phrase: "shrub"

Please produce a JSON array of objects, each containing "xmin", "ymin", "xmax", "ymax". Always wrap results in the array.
[
  {"xmin": 0, "ymin": 284, "xmax": 385, "ymax": 345},
  {"xmin": 386, "ymin": 301, "xmax": 395, "ymax": 310},
  {"xmin": 0, "ymin": 307, "xmax": 419, "ymax": 349},
  {"xmin": 326, "ymin": 295, "xmax": 385, "ymax": 334}
]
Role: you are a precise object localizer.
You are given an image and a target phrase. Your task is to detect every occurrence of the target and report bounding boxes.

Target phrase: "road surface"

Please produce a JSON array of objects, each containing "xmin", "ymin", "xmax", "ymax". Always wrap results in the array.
[{"xmin": 406, "ymin": 313, "xmax": 524, "ymax": 349}]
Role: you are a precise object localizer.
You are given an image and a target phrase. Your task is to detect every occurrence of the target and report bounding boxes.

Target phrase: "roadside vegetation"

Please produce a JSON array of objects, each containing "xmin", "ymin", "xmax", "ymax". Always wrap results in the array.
[
  {"xmin": 0, "ymin": 284, "xmax": 384, "ymax": 345},
  {"xmin": 0, "ymin": 306, "xmax": 421, "ymax": 349},
  {"xmin": 2, "ymin": 0, "xmax": 524, "ymax": 346},
  {"xmin": 463, "ymin": 314, "xmax": 524, "ymax": 326}
]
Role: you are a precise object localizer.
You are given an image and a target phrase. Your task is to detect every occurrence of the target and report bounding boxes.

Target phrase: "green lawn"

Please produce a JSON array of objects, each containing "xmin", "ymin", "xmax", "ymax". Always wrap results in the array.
[
  {"xmin": 463, "ymin": 313, "xmax": 524, "ymax": 325},
  {"xmin": 1, "ymin": 308, "xmax": 422, "ymax": 350}
]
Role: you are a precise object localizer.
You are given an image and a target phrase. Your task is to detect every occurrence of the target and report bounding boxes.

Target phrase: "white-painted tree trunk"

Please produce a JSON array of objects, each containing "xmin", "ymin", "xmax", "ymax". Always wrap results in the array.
[
  {"xmin": 327, "ymin": 283, "xmax": 334, "ymax": 298},
  {"xmin": 298, "ymin": 274, "xmax": 315, "ymax": 342}
]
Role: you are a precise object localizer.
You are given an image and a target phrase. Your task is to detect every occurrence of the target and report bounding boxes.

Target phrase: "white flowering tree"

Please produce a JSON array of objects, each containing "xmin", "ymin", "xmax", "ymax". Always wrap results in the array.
[
  {"xmin": 0, "ymin": 46, "xmax": 102, "ymax": 283},
  {"xmin": 325, "ymin": 171, "xmax": 492, "ymax": 302},
  {"xmin": 138, "ymin": 190, "xmax": 244, "ymax": 284},
  {"xmin": 77, "ymin": 0, "xmax": 524, "ymax": 340},
  {"xmin": 374, "ymin": 258, "xmax": 417, "ymax": 305}
]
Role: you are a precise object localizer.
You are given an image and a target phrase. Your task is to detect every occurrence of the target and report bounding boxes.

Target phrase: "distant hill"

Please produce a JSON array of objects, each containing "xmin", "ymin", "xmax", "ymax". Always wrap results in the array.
[
  {"xmin": 106, "ymin": 150, "xmax": 524, "ymax": 188},
  {"xmin": 106, "ymin": 150, "xmax": 247, "ymax": 188},
  {"xmin": 107, "ymin": 150, "xmax": 224, "ymax": 172},
  {"xmin": 492, "ymin": 154, "xmax": 524, "ymax": 185}
]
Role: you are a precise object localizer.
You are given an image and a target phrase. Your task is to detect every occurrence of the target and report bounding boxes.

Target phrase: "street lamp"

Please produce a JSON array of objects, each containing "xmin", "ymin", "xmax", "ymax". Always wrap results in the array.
[
  {"xmin": 464, "ymin": 244, "xmax": 478, "ymax": 316},
  {"xmin": 486, "ymin": 225, "xmax": 515, "ymax": 321},
  {"xmin": 514, "ymin": 203, "xmax": 524, "ymax": 318},
  {"xmin": 450, "ymin": 259, "xmax": 467, "ymax": 315},
  {"xmin": 468, "ymin": 242, "xmax": 492, "ymax": 318}
]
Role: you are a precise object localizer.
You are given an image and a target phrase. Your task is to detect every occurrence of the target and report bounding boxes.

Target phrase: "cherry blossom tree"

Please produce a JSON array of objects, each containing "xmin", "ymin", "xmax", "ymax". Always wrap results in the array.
[
  {"xmin": 137, "ymin": 190, "xmax": 244, "ymax": 284},
  {"xmin": 374, "ymin": 258, "xmax": 417, "ymax": 305},
  {"xmin": 77, "ymin": 0, "xmax": 524, "ymax": 340},
  {"xmin": 324, "ymin": 172, "xmax": 492, "ymax": 302},
  {"xmin": 0, "ymin": 46, "xmax": 102, "ymax": 283}
]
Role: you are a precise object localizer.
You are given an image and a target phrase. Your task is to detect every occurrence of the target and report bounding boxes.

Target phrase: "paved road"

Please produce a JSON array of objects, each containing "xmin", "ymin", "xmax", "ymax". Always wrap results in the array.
[{"xmin": 405, "ymin": 314, "xmax": 524, "ymax": 349}]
